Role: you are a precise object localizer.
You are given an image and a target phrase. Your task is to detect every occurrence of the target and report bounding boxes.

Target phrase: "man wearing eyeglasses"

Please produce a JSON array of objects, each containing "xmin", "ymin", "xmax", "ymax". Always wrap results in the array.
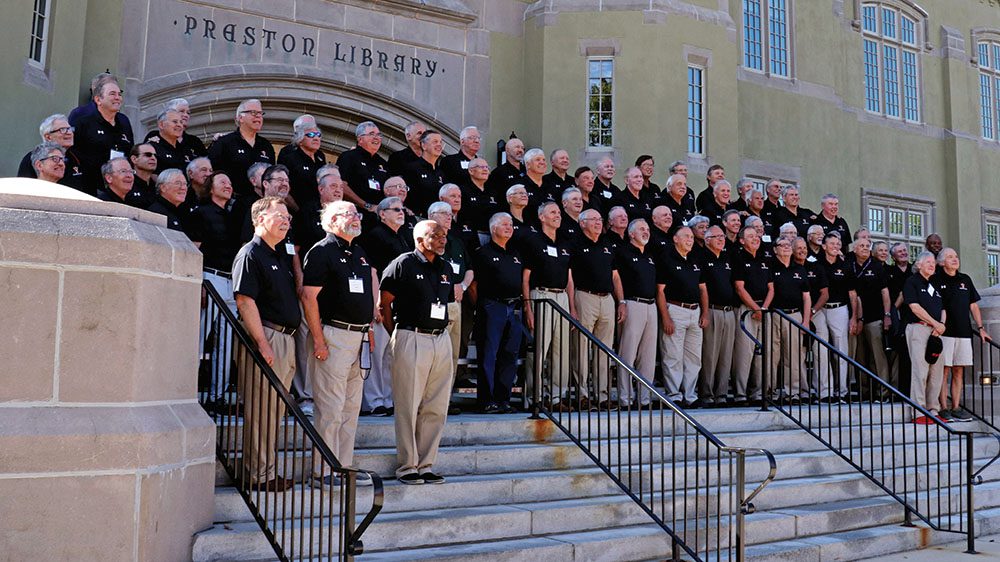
[
  {"xmin": 29, "ymin": 142, "xmax": 67, "ymax": 185},
  {"xmin": 207, "ymin": 99, "xmax": 276, "ymax": 197},
  {"xmin": 18, "ymin": 114, "xmax": 86, "ymax": 193},
  {"xmin": 338, "ymin": 121, "xmax": 391, "ymax": 213},
  {"xmin": 278, "ymin": 115, "xmax": 328, "ymax": 209},
  {"xmin": 96, "ymin": 157, "xmax": 140, "ymax": 207},
  {"xmin": 73, "ymin": 75, "xmax": 134, "ymax": 195},
  {"xmin": 388, "ymin": 120, "xmax": 426, "ymax": 176},
  {"xmin": 149, "ymin": 109, "xmax": 197, "ymax": 174},
  {"xmin": 441, "ymin": 126, "xmax": 481, "ymax": 185}
]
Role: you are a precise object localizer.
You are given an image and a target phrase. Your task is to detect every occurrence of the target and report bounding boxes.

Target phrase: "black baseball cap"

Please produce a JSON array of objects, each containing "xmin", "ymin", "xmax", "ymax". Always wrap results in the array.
[{"xmin": 925, "ymin": 335, "xmax": 943, "ymax": 365}]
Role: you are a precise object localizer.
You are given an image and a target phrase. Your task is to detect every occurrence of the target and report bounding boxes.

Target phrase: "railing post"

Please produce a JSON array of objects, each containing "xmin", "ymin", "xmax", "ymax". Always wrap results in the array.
[
  {"xmin": 759, "ymin": 312, "xmax": 769, "ymax": 412},
  {"xmin": 736, "ymin": 450, "xmax": 747, "ymax": 562},
  {"xmin": 530, "ymin": 299, "xmax": 542, "ymax": 420},
  {"xmin": 344, "ymin": 472, "xmax": 358, "ymax": 560},
  {"xmin": 966, "ymin": 436, "xmax": 977, "ymax": 554}
]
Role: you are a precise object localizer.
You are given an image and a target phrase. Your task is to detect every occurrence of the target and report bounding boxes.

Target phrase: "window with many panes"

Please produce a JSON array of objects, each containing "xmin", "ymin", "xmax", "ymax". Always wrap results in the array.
[
  {"xmin": 587, "ymin": 58, "xmax": 613, "ymax": 148},
  {"xmin": 28, "ymin": 0, "xmax": 51, "ymax": 68},
  {"xmin": 860, "ymin": 2, "xmax": 920, "ymax": 122},
  {"xmin": 978, "ymin": 41, "xmax": 1000, "ymax": 142},
  {"xmin": 865, "ymin": 192, "xmax": 932, "ymax": 258},
  {"xmin": 687, "ymin": 65, "xmax": 705, "ymax": 155},
  {"xmin": 743, "ymin": 0, "xmax": 791, "ymax": 77},
  {"xmin": 984, "ymin": 211, "xmax": 1000, "ymax": 286}
]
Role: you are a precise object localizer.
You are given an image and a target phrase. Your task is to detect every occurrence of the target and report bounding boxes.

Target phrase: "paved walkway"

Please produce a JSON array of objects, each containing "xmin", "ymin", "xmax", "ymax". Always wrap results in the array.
[{"xmin": 864, "ymin": 534, "xmax": 1000, "ymax": 560}]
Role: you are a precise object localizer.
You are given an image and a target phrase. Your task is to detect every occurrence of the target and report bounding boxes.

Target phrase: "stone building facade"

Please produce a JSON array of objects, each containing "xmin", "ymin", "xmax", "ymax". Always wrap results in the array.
[{"xmin": 5, "ymin": 0, "xmax": 1000, "ymax": 283}]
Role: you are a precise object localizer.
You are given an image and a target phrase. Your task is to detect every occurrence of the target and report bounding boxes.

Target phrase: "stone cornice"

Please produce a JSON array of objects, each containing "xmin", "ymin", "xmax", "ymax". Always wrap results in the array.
[{"xmin": 526, "ymin": 0, "xmax": 734, "ymax": 29}]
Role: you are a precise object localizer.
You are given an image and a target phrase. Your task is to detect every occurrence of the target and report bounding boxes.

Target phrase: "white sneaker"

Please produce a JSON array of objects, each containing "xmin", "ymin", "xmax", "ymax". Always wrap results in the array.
[{"xmin": 299, "ymin": 401, "xmax": 314, "ymax": 416}]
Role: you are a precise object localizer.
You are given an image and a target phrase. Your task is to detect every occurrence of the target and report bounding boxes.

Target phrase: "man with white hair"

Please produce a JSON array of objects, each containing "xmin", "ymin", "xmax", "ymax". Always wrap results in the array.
[
  {"xmin": 542, "ymin": 149, "xmax": 575, "ymax": 199},
  {"xmin": 612, "ymin": 166, "xmax": 653, "ymax": 221},
  {"xmin": 699, "ymin": 179, "xmax": 735, "ymax": 226},
  {"xmin": 663, "ymin": 173, "xmax": 695, "ymax": 226},
  {"xmin": 73, "ymin": 74, "xmax": 135, "ymax": 194},
  {"xmin": 428, "ymin": 201, "xmax": 474, "ymax": 378},
  {"xmin": 388, "ymin": 120, "xmax": 426, "ymax": 176},
  {"xmin": 336, "ymin": 121, "xmax": 390, "ymax": 212},
  {"xmin": 812, "ymin": 193, "xmax": 853, "ymax": 246},
  {"xmin": 403, "ymin": 130, "xmax": 446, "ymax": 214},
  {"xmin": 278, "ymin": 114, "xmax": 328, "ymax": 209},
  {"xmin": 593, "ymin": 157, "xmax": 618, "ymax": 200},
  {"xmin": 207, "ymin": 99, "xmax": 275, "ymax": 196},
  {"xmin": 903, "ymin": 251, "xmax": 946, "ymax": 424},
  {"xmin": 774, "ymin": 185, "xmax": 816, "ymax": 236},
  {"xmin": 380, "ymin": 220, "xmax": 455, "ymax": 484},
  {"xmin": 486, "ymin": 137, "xmax": 525, "ymax": 196},
  {"xmin": 441, "ymin": 125, "xmax": 481, "ymax": 184},
  {"xmin": 936, "ymin": 248, "xmax": 988, "ymax": 422},
  {"xmin": 17, "ymin": 113, "xmax": 86, "ymax": 192},
  {"xmin": 29, "ymin": 142, "xmax": 67, "ymax": 185},
  {"xmin": 148, "ymin": 109, "xmax": 197, "ymax": 174},
  {"xmin": 144, "ymin": 97, "xmax": 207, "ymax": 156},
  {"xmin": 616, "ymin": 219, "xmax": 659, "ymax": 407},
  {"xmin": 300, "ymin": 200, "xmax": 378, "ymax": 488}
]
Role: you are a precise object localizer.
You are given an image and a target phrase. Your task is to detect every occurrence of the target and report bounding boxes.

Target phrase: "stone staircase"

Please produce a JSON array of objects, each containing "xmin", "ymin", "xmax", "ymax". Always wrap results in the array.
[{"xmin": 192, "ymin": 407, "xmax": 1000, "ymax": 561}]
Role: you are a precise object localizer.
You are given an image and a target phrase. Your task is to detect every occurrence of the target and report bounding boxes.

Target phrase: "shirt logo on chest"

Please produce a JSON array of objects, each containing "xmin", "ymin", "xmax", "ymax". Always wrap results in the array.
[
  {"xmin": 416, "ymin": 274, "xmax": 424, "ymax": 279},
  {"xmin": 271, "ymin": 265, "xmax": 278, "ymax": 271}
]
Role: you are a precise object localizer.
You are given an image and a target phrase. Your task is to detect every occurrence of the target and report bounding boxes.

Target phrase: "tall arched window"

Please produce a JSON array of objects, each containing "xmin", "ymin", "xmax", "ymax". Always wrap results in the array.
[
  {"xmin": 742, "ymin": 0, "xmax": 791, "ymax": 78},
  {"xmin": 861, "ymin": 2, "xmax": 921, "ymax": 122},
  {"xmin": 977, "ymin": 40, "xmax": 1000, "ymax": 141}
]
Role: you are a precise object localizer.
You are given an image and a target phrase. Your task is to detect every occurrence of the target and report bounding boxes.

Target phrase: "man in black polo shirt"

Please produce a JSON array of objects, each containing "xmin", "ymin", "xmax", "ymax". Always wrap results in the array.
[
  {"xmin": 657, "ymin": 226, "xmax": 709, "ymax": 407},
  {"xmin": 128, "ymin": 144, "xmax": 158, "ymax": 209},
  {"xmin": 850, "ymin": 239, "xmax": 892, "ymax": 396},
  {"xmin": 663, "ymin": 174, "xmax": 695, "ymax": 227},
  {"xmin": 700, "ymin": 226, "xmax": 738, "ymax": 407},
  {"xmin": 571, "ymin": 209, "xmax": 624, "ymax": 409},
  {"xmin": 522, "ymin": 201, "xmax": 575, "ymax": 410},
  {"xmin": 936, "ymin": 248, "xmax": 988, "ymax": 422},
  {"xmin": 486, "ymin": 138, "xmax": 525, "ymax": 197},
  {"xmin": 73, "ymin": 77, "xmax": 134, "ymax": 195},
  {"xmin": 768, "ymin": 238, "xmax": 812, "ymax": 401},
  {"xmin": 812, "ymin": 193, "xmax": 853, "ymax": 246},
  {"xmin": 699, "ymin": 180, "xmax": 735, "ymax": 226},
  {"xmin": 441, "ymin": 126, "xmax": 481, "ymax": 185},
  {"xmin": 232, "ymin": 196, "xmax": 301, "ymax": 493},
  {"xmin": 301, "ymin": 200, "xmax": 378, "ymax": 488},
  {"xmin": 380, "ymin": 221, "xmax": 454, "ymax": 484},
  {"xmin": 648, "ymin": 206, "xmax": 675, "ymax": 259},
  {"xmin": 815, "ymin": 232, "xmax": 858, "ymax": 402},
  {"xmin": 358, "ymin": 196, "xmax": 414, "ymax": 416},
  {"xmin": 903, "ymin": 251, "xmax": 947, "ymax": 423},
  {"xmin": 542, "ymin": 149, "xmax": 575, "ymax": 201},
  {"xmin": 95, "ymin": 157, "xmax": 141, "ymax": 208},
  {"xmin": 774, "ymin": 185, "xmax": 816, "ymax": 237},
  {"xmin": 616, "ymin": 219, "xmax": 660, "ymax": 408},
  {"xmin": 147, "ymin": 169, "xmax": 192, "ymax": 233},
  {"xmin": 612, "ymin": 166, "xmax": 653, "ymax": 222},
  {"xmin": 338, "ymin": 121, "xmax": 391, "ymax": 213},
  {"xmin": 761, "ymin": 179, "xmax": 784, "ymax": 232},
  {"xmin": 207, "ymin": 99, "xmax": 276, "ymax": 197},
  {"xmin": 695, "ymin": 164, "xmax": 726, "ymax": 214},
  {"xmin": 148, "ymin": 109, "xmax": 197, "ymax": 174},
  {"xmin": 593, "ymin": 157, "xmax": 619, "ymax": 201},
  {"xmin": 388, "ymin": 121, "xmax": 425, "ymax": 176},
  {"xmin": 278, "ymin": 115, "xmax": 327, "ymax": 210},
  {"xmin": 732, "ymin": 227, "xmax": 774, "ymax": 406},
  {"xmin": 403, "ymin": 130, "xmax": 446, "ymax": 215},
  {"xmin": 470, "ymin": 213, "xmax": 524, "ymax": 414}
]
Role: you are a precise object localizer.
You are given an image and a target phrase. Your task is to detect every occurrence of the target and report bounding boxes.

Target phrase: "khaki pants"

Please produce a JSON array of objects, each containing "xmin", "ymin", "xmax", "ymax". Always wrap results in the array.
[
  {"xmin": 389, "ymin": 329, "xmax": 453, "ymax": 478},
  {"xmin": 856, "ymin": 321, "xmax": 892, "ymax": 398},
  {"xmin": 447, "ymin": 301, "xmax": 462, "ymax": 373},
  {"xmin": 292, "ymin": 306, "xmax": 313, "ymax": 401},
  {"xmin": 700, "ymin": 307, "xmax": 736, "ymax": 403},
  {"xmin": 768, "ymin": 311, "xmax": 806, "ymax": 398},
  {"xmin": 906, "ymin": 323, "xmax": 944, "ymax": 415},
  {"xmin": 310, "ymin": 325, "xmax": 365, "ymax": 475},
  {"xmin": 240, "ymin": 326, "xmax": 296, "ymax": 483},
  {"xmin": 732, "ymin": 306, "xmax": 763, "ymax": 401},
  {"xmin": 528, "ymin": 289, "xmax": 571, "ymax": 402},
  {"xmin": 363, "ymin": 322, "xmax": 393, "ymax": 410},
  {"xmin": 574, "ymin": 290, "xmax": 615, "ymax": 400},
  {"xmin": 660, "ymin": 304, "xmax": 702, "ymax": 403},
  {"xmin": 815, "ymin": 305, "xmax": 849, "ymax": 398},
  {"xmin": 617, "ymin": 300, "xmax": 658, "ymax": 405}
]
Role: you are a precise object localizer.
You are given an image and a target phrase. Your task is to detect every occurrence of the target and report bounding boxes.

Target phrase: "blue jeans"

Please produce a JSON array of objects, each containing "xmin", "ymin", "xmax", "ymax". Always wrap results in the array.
[{"xmin": 476, "ymin": 299, "xmax": 523, "ymax": 406}]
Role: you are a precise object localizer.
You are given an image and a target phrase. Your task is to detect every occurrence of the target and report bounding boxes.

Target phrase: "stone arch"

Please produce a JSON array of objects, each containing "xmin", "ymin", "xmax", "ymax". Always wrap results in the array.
[{"xmin": 135, "ymin": 65, "xmax": 461, "ymax": 157}]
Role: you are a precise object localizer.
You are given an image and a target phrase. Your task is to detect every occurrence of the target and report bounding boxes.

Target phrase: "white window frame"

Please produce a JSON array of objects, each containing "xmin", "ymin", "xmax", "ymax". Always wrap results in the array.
[
  {"xmin": 862, "ymin": 189, "xmax": 934, "ymax": 259},
  {"xmin": 586, "ymin": 57, "xmax": 614, "ymax": 149},
  {"xmin": 742, "ymin": 0, "xmax": 792, "ymax": 78},
  {"xmin": 983, "ymin": 209, "xmax": 1000, "ymax": 286},
  {"xmin": 28, "ymin": 0, "xmax": 51, "ymax": 69},
  {"xmin": 687, "ymin": 65, "xmax": 705, "ymax": 156},
  {"xmin": 860, "ymin": 2, "xmax": 922, "ymax": 123},
  {"xmin": 977, "ymin": 39, "xmax": 1000, "ymax": 142}
]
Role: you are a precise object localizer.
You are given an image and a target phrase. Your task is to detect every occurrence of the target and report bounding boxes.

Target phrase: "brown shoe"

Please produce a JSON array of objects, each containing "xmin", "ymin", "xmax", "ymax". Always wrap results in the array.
[
  {"xmin": 551, "ymin": 400, "xmax": 574, "ymax": 413},
  {"xmin": 251, "ymin": 477, "xmax": 294, "ymax": 493},
  {"xmin": 578, "ymin": 397, "xmax": 597, "ymax": 412}
]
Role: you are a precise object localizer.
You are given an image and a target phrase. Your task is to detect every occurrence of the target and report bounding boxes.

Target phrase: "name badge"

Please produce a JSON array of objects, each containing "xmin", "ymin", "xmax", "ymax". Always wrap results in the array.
[
  {"xmin": 927, "ymin": 285, "xmax": 935, "ymax": 297},
  {"xmin": 546, "ymin": 246, "xmax": 558, "ymax": 257},
  {"xmin": 460, "ymin": 161, "xmax": 469, "ymax": 170},
  {"xmin": 806, "ymin": 255, "xmax": 817, "ymax": 263},
  {"xmin": 368, "ymin": 178, "xmax": 380, "ymax": 191},
  {"xmin": 430, "ymin": 302, "xmax": 447, "ymax": 320},
  {"xmin": 348, "ymin": 277, "xmax": 364, "ymax": 293},
  {"xmin": 602, "ymin": 190, "xmax": 612, "ymax": 199},
  {"xmin": 285, "ymin": 243, "xmax": 296, "ymax": 256},
  {"xmin": 110, "ymin": 149, "xmax": 125, "ymax": 160},
  {"xmin": 761, "ymin": 235, "xmax": 772, "ymax": 243},
  {"xmin": 450, "ymin": 261, "xmax": 460, "ymax": 275}
]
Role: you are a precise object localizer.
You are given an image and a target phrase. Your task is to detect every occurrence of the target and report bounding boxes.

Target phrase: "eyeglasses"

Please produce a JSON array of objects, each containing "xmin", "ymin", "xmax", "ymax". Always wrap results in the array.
[
  {"xmin": 334, "ymin": 211, "xmax": 363, "ymax": 219},
  {"xmin": 138, "ymin": 152, "xmax": 156, "ymax": 158},
  {"xmin": 48, "ymin": 126, "xmax": 75, "ymax": 135},
  {"xmin": 304, "ymin": 131, "xmax": 322, "ymax": 138},
  {"xmin": 705, "ymin": 234, "xmax": 724, "ymax": 239},
  {"xmin": 385, "ymin": 207, "xmax": 404, "ymax": 213},
  {"xmin": 41, "ymin": 155, "xmax": 67, "ymax": 164},
  {"xmin": 267, "ymin": 212, "xmax": 293, "ymax": 222},
  {"xmin": 465, "ymin": 136, "xmax": 481, "ymax": 141},
  {"xmin": 240, "ymin": 110, "xmax": 266, "ymax": 117},
  {"xmin": 469, "ymin": 165, "xmax": 490, "ymax": 170},
  {"xmin": 361, "ymin": 132, "xmax": 383, "ymax": 139},
  {"xmin": 386, "ymin": 184, "xmax": 409, "ymax": 191},
  {"xmin": 111, "ymin": 169, "xmax": 134, "ymax": 176}
]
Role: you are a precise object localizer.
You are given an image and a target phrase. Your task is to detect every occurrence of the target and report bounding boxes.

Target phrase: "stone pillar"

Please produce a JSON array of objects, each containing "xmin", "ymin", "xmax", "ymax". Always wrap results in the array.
[{"xmin": 0, "ymin": 180, "xmax": 215, "ymax": 561}]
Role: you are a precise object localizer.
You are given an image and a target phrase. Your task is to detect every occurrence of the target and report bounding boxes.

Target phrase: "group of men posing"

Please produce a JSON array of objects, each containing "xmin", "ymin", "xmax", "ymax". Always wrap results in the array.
[{"xmin": 19, "ymin": 79, "xmax": 990, "ymax": 489}]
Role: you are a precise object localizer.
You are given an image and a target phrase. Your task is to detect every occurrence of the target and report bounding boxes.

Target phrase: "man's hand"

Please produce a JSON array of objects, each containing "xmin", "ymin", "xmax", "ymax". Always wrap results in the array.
[
  {"xmin": 616, "ymin": 302, "xmax": 627, "ymax": 323},
  {"xmin": 259, "ymin": 340, "xmax": 276, "ymax": 366},
  {"xmin": 932, "ymin": 321, "xmax": 946, "ymax": 337},
  {"xmin": 525, "ymin": 307, "xmax": 535, "ymax": 331},
  {"xmin": 454, "ymin": 284, "xmax": 464, "ymax": 302},
  {"xmin": 699, "ymin": 312, "xmax": 710, "ymax": 329},
  {"xmin": 662, "ymin": 316, "xmax": 675, "ymax": 336},
  {"xmin": 312, "ymin": 337, "xmax": 329, "ymax": 361},
  {"xmin": 751, "ymin": 310, "xmax": 762, "ymax": 322}
]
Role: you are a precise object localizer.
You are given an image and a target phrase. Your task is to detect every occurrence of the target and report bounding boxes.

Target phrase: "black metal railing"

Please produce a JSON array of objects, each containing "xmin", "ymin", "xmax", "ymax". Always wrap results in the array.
[
  {"xmin": 529, "ymin": 298, "xmax": 776, "ymax": 561},
  {"xmin": 199, "ymin": 278, "xmax": 383, "ymax": 561},
  {"xmin": 746, "ymin": 308, "xmax": 1000, "ymax": 553},
  {"xmin": 969, "ymin": 331, "xmax": 1000, "ymax": 433}
]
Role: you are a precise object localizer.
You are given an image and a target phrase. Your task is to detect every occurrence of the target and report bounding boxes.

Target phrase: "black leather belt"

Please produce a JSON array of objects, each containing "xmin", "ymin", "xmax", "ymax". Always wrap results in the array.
[
  {"xmin": 628, "ymin": 297, "xmax": 655, "ymax": 305},
  {"xmin": 398, "ymin": 326, "xmax": 446, "ymax": 336},
  {"xmin": 537, "ymin": 287, "xmax": 565, "ymax": 293},
  {"xmin": 578, "ymin": 289, "xmax": 610, "ymax": 297},
  {"xmin": 489, "ymin": 296, "xmax": 522, "ymax": 306},
  {"xmin": 667, "ymin": 300, "xmax": 699, "ymax": 310},
  {"xmin": 203, "ymin": 267, "xmax": 232, "ymax": 278},
  {"xmin": 825, "ymin": 302, "xmax": 845, "ymax": 309},
  {"xmin": 262, "ymin": 320, "xmax": 297, "ymax": 336},
  {"xmin": 779, "ymin": 308, "xmax": 801, "ymax": 314},
  {"xmin": 326, "ymin": 320, "xmax": 370, "ymax": 332},
  {"xmin": 709, "ymin": 305, "xmax": 735, "ymax": 311}
]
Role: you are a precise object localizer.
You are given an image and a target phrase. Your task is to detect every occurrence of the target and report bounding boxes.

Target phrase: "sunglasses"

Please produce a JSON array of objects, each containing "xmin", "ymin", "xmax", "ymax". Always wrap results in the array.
[{"xmin": 304, "ymin": 131, "xmax": 322, "ymax": 138}]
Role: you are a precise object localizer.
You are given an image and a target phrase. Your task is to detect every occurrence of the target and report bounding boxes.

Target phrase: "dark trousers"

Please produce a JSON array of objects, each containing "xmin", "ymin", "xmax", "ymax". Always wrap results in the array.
[{"xmin": 476, "ymin": 299, "xmax": 523, "ymax": 406}]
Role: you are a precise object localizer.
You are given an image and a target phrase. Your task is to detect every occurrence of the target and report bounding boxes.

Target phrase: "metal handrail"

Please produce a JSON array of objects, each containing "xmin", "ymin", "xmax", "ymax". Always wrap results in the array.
[
  {"xmin": 529, "ymin": 298, "xmax": 777, "ymax": 561},
  {"xmin": 743, "ymin": 308, "xmax": 1000, "ymax": 553},
  {"xmin": 200, "ymin": 278, "xmax": 383, "ymax": 561},
  {"xmin": 969, "ymin": 330, "xmax": 1000, "ymax": 433}
]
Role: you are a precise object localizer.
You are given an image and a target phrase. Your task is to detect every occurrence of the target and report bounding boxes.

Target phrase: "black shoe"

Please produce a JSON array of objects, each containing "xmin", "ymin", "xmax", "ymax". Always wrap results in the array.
[
  {"xmin": 733, "ymin": 399, "xmax": 748, "ymax": 407},
  {"xmin": 371, "ymin": 406, "xmax": 389, "ymax": 417},
  {"xmin": 502, "ymin": 403, "xmax": 515, "ymax": 414},
  {"xmin": 597, "ymin": 400, "xmax": 619, "ymax": 412},
  {"xmin": 250, "ymin": 477, "xmax": 294, "ymax": 493},
  {"xmin": 419, "ymin": 471, "xmax": 446, "ymax": 484},
  {"xmin": 386, "ymin": 407, "xmax": 395, "ymax": 416},
  {"xmin": 448, "ymin": 405, "xmax": 463, "ymax": 415},
  {"xmin": 359, "ymin": 409, "xmax": 372, "ymax": 417},
  {"xmin": 398, "ymin": 473, "xmax": 424, "ymax": 485},
  {"xmin": 483, "ymin": 403, "xmax": 502, "ymax": 414}
]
